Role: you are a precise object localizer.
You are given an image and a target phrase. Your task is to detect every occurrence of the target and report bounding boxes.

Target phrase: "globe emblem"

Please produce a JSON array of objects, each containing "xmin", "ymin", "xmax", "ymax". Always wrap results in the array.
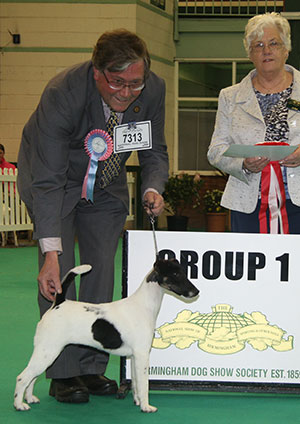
[
  {"xmin": 189, "ymin": 304, "xmax": 255, "ymax": 334},
  {"xmin": 152, "ymin": 304, "xmax": 293, "ymax": 354}
]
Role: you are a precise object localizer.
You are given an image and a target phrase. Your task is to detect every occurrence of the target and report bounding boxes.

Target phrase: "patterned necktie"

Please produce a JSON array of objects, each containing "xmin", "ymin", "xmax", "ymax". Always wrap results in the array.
[{"xmin": 100, "ymin": 111, "xmax": 121, "ymax": 188}]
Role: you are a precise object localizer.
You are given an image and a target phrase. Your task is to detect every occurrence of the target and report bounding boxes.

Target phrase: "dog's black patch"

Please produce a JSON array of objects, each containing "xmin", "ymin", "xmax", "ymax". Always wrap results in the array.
[{"xmin": 91, "ymin": 319, "xmax": 123, "ymax": 349}]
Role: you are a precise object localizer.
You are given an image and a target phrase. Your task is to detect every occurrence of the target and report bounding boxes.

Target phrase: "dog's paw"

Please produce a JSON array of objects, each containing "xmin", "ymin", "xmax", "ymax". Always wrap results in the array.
[
  {"xmin": 14, "ymin": 402, "xmax": 31, "ymax": 411},
  {"xmin": 25, "ymin": 395, "xmax": 40, "ymax": 404},
  {"xmin": 140, "ymin": 404, "xmax": 158, "ymax": 413},
  {"xmin": 133, "ymin": 395, "xmax": 140, "ymax": 406}
]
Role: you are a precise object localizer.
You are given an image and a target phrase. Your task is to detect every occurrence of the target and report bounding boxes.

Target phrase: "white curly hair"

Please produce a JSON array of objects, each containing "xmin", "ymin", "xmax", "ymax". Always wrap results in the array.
[{"xmin": 243, "ymin": 12, "xmax": 291, "ymax": 56}]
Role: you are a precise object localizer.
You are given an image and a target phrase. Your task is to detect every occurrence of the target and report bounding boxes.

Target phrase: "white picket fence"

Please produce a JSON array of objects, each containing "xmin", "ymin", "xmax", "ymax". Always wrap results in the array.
[
  {"xmin": 0, "ymin": 168, "xmax": 33, "ymax": 247},
  {"xmin": 0, "ymin": 168, "xmax": 136, "ymax": 247}
]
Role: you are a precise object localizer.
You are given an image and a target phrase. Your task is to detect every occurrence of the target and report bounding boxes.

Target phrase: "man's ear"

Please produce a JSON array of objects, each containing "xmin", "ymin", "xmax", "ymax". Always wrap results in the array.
[{"xmin": 93, "ymin": 66, "xmax": 101, "ymax": 82}]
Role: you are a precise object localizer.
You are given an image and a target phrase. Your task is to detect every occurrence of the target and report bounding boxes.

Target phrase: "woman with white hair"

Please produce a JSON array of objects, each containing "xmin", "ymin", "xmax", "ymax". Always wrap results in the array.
[{"xmin": 208, "ymin": 12, "xmax": 300, "ymax": 234}]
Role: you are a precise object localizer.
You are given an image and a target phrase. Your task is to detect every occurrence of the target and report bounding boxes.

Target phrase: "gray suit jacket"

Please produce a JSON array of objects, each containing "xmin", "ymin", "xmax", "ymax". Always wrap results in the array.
[
  {"xmin": 17, "ymin": 61, "xmax": 169, "ymax": 239},
  {"xmin": 207, "ymin": 65, "xmax": 300, "ymax": 213}
]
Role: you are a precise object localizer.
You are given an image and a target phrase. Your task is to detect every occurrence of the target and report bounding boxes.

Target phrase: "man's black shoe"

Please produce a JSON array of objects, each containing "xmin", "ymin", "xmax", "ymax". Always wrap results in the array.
[
  {"xmin": 49, "ymin": 377, "xmax": 89, "ymax": 403},
  {"xmin": 80, "ymin": 375, "xmax": 118, "ymax": 395}
]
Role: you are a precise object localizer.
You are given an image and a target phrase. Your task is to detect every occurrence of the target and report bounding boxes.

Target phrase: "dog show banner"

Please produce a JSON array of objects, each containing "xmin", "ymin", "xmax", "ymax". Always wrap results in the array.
[{"xmin": 122, "ymin": 230, "xmax": 300, "ymax": 393}]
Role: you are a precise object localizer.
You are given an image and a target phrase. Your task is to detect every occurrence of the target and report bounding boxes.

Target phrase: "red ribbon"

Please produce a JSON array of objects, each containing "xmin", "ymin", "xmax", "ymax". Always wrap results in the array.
[{"xmin": 257, "ymin": 142, "xmax": 289, "ymax": 234}]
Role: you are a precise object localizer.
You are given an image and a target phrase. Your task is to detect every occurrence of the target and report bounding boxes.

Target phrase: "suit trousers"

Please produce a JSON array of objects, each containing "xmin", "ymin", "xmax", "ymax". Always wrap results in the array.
[{"xmin": 38, "ymin": 189, "xmax": 128, "ymax": 379}]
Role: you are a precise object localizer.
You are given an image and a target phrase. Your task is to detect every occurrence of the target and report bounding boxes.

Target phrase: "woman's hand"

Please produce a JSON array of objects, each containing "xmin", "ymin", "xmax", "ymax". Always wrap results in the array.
[
  {"xmin": 243, "ymin": 156, "xmax": 270, "ymax": 173},
  {"xmin": 279, "ymin": 145, "xmax": 300, "ymax": 168}
]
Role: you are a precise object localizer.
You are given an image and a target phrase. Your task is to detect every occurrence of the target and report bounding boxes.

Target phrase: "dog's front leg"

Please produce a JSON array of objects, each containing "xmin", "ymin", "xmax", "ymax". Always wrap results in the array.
[
  {"xmin": 132, "ymin": 353, "xmax": 157, "ymax": 413},
  {"xmin": 130, "ymin": 356, "xmax": 140, "ymax": 407}
]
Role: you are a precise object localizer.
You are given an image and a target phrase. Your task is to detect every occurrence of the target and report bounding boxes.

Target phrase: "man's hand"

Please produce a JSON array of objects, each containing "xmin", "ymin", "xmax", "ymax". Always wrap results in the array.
[
  {"xmin": 143, "ymin": 191, "xmax": 165, "ymax": 216},
  {"xmin": 37, "ymin": 251, "xmax": 61, "ymax": 302}
]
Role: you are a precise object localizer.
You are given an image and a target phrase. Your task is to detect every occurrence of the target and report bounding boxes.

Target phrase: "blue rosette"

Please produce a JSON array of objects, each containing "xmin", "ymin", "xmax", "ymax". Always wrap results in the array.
[{"xmin": 81, "ymin": 129, "xmax": 113, "ymax": 202}]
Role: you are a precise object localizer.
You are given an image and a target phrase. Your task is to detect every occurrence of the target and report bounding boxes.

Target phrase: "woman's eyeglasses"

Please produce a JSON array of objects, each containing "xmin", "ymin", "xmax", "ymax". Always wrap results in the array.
[{"xmin": 251, "ymin": 40, "xmax": 283, "ymax": 53}]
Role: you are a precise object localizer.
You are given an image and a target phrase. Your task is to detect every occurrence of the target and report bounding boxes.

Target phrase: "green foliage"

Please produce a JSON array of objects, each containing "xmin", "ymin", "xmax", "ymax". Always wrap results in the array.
[
  {"xmin": 163, "ymin": 173, "xmax": 203, "ymax": 216},
  {"xmin": 203, "ymin": 189, "xmax": 225, "ymax": 213}
]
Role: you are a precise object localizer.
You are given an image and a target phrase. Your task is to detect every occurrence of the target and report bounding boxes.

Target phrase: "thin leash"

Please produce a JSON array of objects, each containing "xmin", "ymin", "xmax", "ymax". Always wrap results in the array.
[
  {"xmin": 143, "ymin": 201, "xmax": 159, "ymax": 258},
  {"xmin": 149, "ymin": 213, "xmax": 159, "ymax": 258}
]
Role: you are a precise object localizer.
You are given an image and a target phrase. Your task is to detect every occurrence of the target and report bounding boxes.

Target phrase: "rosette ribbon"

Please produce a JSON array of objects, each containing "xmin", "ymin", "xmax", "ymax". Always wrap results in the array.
[
  {"xmin": 257, "ymin": 142, "xmax": 289, "ymax": 234},
  {"xmin": 81, "ymin": 129, "xmax": 113, "ymax": 202}
]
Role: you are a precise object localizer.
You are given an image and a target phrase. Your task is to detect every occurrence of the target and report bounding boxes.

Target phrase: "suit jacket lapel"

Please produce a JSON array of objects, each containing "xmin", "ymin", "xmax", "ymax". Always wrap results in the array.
[
  {"xmin": 236, "ymin": 69, "xmax": 264, "ymax": 122},
  {"xmin": 85, "ymin": 77, "xmax": 106, "ymax": 131},
  {"xmin": 288, "ymin": 65, "xmax": 300, "ymax": 121},
  {"xmin": 123, "ymin": 97, "xmax": 144, "ymax": 123},
  {"xmin": 237, "ymin": 65, "xmax": 300, "ymax": 123}
]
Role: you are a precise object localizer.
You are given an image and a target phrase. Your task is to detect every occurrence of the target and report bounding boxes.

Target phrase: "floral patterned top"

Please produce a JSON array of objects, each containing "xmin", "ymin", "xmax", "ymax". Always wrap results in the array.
[{"xmin": 254, "ymin": 83, "xmax": 293, "ymax": 197}]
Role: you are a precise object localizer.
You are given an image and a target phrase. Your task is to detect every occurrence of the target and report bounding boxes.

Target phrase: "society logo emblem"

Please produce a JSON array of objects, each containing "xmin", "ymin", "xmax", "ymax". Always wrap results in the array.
[{"xmin": 152, "ymin": 304, "xmax": 293, "ymax": 354}]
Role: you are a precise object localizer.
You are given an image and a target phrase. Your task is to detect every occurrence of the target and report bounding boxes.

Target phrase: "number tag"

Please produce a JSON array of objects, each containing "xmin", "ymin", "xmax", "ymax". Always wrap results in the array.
[{"xmin": 114, "ymin": 120, "xmax": 152, "ymax": 153}]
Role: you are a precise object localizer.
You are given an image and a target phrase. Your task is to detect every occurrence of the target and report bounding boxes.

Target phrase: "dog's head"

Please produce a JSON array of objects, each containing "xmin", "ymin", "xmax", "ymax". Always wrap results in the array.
[{"xmin": 146, "ymin": 258, "xmax": 199, "ymax": 298}]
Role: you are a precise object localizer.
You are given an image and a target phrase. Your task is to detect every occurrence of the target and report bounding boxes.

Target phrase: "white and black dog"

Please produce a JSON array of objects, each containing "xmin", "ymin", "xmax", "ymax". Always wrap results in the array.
[{"xmin": 14, "ymin": 258, "xmax": 199, "ymax": 413}]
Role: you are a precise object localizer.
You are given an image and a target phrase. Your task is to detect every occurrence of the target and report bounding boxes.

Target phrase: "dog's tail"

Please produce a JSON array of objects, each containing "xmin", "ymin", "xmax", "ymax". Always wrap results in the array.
[{"xmin": 53, "ymin": 264, "xmax": 92, "ymax": 307}]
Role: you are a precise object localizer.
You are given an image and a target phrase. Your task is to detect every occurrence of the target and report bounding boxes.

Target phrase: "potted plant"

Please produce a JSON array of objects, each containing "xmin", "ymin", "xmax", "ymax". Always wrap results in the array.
[
  {"xmin": 203, "ymin": 189, "xmax": 227, "ymax": 232},
  {"xmin": 163, "ymin": 173, "xmax": 203, "ymax": 231}
]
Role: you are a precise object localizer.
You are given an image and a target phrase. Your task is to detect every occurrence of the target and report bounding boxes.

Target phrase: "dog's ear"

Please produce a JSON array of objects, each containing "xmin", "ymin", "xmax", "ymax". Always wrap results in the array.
[
  {"xmin": 170, "ymin": 258, "xmax": 180, "ymax": 265},
  {"xmin": 146, "ymin": 270, "xmax": 159, "ymax": 283}
]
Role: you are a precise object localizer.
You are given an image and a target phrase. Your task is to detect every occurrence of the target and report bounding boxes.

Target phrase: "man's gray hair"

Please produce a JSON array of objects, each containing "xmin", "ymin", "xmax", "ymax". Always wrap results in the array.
[{"xmin": 92, "ymin": 29, "xmax": 151, "ymax": 78}]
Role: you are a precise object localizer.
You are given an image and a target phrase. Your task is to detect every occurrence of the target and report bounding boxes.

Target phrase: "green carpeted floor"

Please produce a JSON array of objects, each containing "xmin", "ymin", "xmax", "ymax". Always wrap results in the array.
[{"xmin": 1, "ymin": 241, "xmax": 300, "ymax": 423}]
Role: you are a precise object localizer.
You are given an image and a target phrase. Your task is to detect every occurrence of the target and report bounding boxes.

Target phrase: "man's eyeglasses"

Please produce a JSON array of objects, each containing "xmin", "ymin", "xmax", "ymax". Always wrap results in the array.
[
  {"xmin": 102, "ymin": 70, "xmax": 145, "ymax": 91},
  {"xmin": 251, "ymin": 40, "xmax": 283, "ymax": 53}
]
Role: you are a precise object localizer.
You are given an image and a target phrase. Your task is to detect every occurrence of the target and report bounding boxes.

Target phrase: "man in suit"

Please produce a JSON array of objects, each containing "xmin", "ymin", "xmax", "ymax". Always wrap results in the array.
[{"xmin": 17, "ymin": 29, "xmax": 169, "ymax": 404}]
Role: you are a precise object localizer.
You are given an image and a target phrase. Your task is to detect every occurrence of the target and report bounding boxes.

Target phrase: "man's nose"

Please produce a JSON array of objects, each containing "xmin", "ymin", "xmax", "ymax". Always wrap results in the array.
[{"xmin": 119, "ymin": 85, "xmax": 131, "ymax": 97}]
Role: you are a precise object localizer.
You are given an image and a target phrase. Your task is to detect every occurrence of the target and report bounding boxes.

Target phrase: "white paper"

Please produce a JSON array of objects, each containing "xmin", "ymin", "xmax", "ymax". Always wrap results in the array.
[
  {"xmin": 223, "ymin": 144, "xmax": 297, "ymax": 161},
  {"xmin": 114, "ymin": 120, "xmax": 152, "ymax": 153}
]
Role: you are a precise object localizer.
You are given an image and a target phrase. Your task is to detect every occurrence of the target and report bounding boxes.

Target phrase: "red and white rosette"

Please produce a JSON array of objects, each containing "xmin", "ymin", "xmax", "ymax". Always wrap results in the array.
[
  {"xmin": 257, "ymin": 142, "xmax": 289, "ymax": 234},
  {"xmin": 81, "ymin": 129, "xmax": 113, "ymax": 202}
]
